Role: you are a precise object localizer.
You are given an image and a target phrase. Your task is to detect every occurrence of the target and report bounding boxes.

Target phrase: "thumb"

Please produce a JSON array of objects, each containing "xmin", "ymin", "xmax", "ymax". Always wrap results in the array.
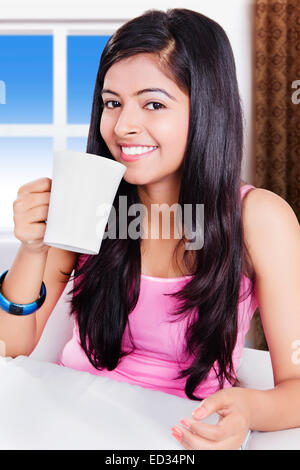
[{"xmin": 192, "ymin": 391, "xmax": 227, "ymax": 420}]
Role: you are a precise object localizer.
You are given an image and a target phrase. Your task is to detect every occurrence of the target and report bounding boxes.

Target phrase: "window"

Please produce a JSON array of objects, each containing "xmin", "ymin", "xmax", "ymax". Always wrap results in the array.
[
  {"xmin": 0, "ymin": 35, "xmax": 53, "ymax": 123},
  {"xmin": 0, "ymin": 137, "xmax": 53, "ymax": 229},
  {"xmin": 0, "ymin": 22, "xmax": 121, "ymax": 230},
  {"xmin": 67, "ymin": 35, "xmax": 110, "ymax": 124}
]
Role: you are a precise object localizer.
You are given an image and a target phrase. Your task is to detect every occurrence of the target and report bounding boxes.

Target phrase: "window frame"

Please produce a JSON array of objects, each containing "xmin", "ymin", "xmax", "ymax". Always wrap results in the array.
[
  {"xmin": 0, "ymin": 20, "xmax": 124, "ymax": 150},
  {"xmin": 0, "ymin": 21, "xmax": 123, "ymax": 234}
]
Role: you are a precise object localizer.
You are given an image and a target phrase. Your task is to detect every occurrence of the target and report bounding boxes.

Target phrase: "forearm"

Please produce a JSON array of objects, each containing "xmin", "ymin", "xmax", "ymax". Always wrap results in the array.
[
  {"xmin": 0, "ymin": 243, "xmax": 48, "ymax": 357},
  {"xmin": 243, "ymin": 379, "xmax": 300, "ymax": 431}
]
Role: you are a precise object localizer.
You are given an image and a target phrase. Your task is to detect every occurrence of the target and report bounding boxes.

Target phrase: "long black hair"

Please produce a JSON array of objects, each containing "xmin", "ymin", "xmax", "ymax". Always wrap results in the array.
[{"xmin": 61, "ymin": 8, "xmax": 255, "ymax": 400}]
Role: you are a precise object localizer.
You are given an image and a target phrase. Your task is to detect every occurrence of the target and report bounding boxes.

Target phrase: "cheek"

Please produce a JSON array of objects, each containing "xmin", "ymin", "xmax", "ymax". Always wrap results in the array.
[
  {"xmin": 158, "ymin": 118, "xmax": 188, "ymax": 165},
  {"xmin": 99, "ymin": 116, "xmax": 108, "ymax": 139},
  {"xmin": 99, "ymin": 119, "xmax": 116, "ymax": 158},
  {"xmin": 155, "ymin": 114, "xmax": 188, "ymax": 146},
  {"xmin": 100, "ymin": 111, "xmax": 116, "ymax": 137}
]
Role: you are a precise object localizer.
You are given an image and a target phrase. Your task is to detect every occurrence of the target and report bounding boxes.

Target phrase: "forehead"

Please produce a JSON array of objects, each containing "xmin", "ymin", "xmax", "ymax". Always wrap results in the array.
[{"xmin": 103, "ymin": 53, "xmax": 183, "ymax": 96}]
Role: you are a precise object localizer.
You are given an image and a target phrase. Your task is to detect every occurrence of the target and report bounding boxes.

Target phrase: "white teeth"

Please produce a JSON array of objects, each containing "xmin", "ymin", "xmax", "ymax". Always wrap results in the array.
[{"xmin": 121, "ymin": 146, "xmax": 157, "ymax": 155}]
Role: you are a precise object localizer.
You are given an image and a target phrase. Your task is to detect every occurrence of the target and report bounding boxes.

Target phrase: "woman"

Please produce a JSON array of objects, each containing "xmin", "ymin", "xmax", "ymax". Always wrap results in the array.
[{"xmin": 58, "ymin": 8, "xmax": 300, "ymax": 449}]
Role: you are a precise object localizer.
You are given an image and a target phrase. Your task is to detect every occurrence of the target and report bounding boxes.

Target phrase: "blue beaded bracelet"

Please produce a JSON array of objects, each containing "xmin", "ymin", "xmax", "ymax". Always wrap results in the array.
[{"xmin": 0, "ymin": 270, "xmax": 46, "ymax": 315}]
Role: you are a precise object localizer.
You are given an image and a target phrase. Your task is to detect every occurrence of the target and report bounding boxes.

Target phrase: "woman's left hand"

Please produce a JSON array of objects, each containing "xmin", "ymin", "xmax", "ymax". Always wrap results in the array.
[{"xmin": 171, "ymin": 387, "xmax": 251, "ymax": 450}]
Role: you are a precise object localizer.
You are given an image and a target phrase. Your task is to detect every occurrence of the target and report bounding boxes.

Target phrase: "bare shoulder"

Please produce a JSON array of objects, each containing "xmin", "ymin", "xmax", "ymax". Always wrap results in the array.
[
  {"xmin": 241, "ymin": 187, "xmax": 300, "ymax": 275},
  {"xmin": 242, "ymin": 186, "xmax": 293, "ymax": 210},
  {"xmin": 241, "ymin": 187, "xmax": 298, "ymax": 229},
  {"xmin": 240, "ymin": 188, "xmax": 300, "ymax": 385}
]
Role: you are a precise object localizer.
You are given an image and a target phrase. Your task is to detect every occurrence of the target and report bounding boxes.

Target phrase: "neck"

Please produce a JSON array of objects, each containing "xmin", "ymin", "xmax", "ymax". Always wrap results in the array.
[{"xmin": 137, "ymin": 170, "xmax": 183, "ymax": 241}]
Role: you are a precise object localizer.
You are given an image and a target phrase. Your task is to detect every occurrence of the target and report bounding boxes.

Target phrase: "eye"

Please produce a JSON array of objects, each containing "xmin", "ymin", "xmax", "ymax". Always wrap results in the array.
[
  {"xmin": 102, "ymin": 100, "xmax": 120, "ymax": 109},
  {"xmin": 145, "ymin": 102, "xmax": 166, "ymax": 111},
  {"xmin": 101, "ymin": 100, "xmax": 165, "ymax": 111}
]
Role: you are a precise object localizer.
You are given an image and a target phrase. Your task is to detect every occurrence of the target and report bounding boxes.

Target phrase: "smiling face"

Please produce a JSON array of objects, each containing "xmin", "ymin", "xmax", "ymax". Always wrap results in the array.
[{"xmin": 100, "ymin": 53, "xmax": 190, "ymax": 187}]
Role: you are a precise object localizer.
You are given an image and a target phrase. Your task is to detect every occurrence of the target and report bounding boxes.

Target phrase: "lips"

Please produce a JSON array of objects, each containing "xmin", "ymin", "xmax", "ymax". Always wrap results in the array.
[
  {"xmin": 120, "ymin": 146, "xmax": 158, "ymax": 162},
  {"xmin": 119, "ymin": 143, "xmax": 157, "ymax": 147}
]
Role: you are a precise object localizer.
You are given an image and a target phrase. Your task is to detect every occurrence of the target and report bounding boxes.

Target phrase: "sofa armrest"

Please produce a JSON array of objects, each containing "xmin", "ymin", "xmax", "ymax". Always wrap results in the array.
[
  {"xmin": 29, "ymin": 279, "xmax": 74, "ymax": 363},
  {"xmin": 236, "ymin": 346, "xmax": 274, "ymax": 390}
]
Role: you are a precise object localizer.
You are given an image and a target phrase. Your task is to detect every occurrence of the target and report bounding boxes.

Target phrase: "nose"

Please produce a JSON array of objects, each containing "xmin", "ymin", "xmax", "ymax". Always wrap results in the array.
[{"xmin": 113, "ymin": 102, "xmax": 143, "ymax": 137}]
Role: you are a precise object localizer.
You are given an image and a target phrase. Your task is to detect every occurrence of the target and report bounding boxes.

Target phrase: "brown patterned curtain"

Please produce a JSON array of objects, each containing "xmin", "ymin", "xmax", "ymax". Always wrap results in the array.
[
  {"xmin": 255, "ymin": 0, "xmax": 300, "ymax": 222},
  {"xmin": 253, "ymin": 1, "xmax": 300, "ymax": 351}
]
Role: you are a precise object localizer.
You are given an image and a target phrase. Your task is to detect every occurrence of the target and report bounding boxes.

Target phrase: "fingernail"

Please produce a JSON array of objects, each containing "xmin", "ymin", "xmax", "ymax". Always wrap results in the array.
[
  {"xmin": 172, "ymin": 432, "xmax": 182, "ymax": 442},
  {"xmin": 171, "ymin": 430, "xmax": 182, "ymax": 442},
  {"xmin": 172, "ymin": 426, "xmax": 183, "ymax": 437},
  {"xmin": 180, "ymin": 419, "xmax": 191, "ymax": 429},
  {"xmin": 192, "ymin": 406, "xmax": 206, "ymax": 419}
]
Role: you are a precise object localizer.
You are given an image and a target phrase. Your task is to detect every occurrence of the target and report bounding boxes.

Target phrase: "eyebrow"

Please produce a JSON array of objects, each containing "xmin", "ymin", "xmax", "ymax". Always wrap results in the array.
[{"xmin": 100, "ymin": 87, "xmax": 177, "ymax": 102}]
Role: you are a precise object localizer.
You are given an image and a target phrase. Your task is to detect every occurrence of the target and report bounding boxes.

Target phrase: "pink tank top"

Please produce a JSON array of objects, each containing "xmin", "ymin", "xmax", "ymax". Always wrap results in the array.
[{"xmin": 58, "ymin": 184, "xmax": 258, "ymax": 399}]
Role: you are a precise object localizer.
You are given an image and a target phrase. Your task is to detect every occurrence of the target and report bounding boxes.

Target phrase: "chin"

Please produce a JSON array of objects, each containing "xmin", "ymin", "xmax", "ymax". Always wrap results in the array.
[
  {"xmin": 123, "ymin": 171, "xmax": 148, "ymax": 185},
  {"xmin": 123, "ymin": 173, "xmax": 152, "ymax": 186}
]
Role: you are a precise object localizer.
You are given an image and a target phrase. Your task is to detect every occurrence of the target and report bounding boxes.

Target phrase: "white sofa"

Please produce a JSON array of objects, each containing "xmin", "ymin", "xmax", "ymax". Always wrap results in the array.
[{"xmin": 1, "ymin": 231, "xmax": 300, "ymax": 449}]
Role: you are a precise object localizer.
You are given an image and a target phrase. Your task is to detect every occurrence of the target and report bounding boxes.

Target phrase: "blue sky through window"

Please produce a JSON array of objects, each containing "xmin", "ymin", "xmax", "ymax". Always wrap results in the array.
[
  {"xmin": 67, "ymin": 137, "xmax": 88, "ymax": 152},
  {"xmin": 67, "ymin": 35, "xmax": 111, "ymax": 124},
  {"xmin": 0, "ymin": 35, "xmax": 53, "ymax": 123},
  {"xmin": 0, "ymin": 34, "xmax": 111, "ymax": 229}
]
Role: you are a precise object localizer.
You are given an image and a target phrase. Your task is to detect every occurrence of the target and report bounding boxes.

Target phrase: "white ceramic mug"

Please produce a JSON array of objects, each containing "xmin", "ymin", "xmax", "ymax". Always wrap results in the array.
[{"xmin": 43, "ymin": 150, "xmax": 126, "ymax": 254}]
